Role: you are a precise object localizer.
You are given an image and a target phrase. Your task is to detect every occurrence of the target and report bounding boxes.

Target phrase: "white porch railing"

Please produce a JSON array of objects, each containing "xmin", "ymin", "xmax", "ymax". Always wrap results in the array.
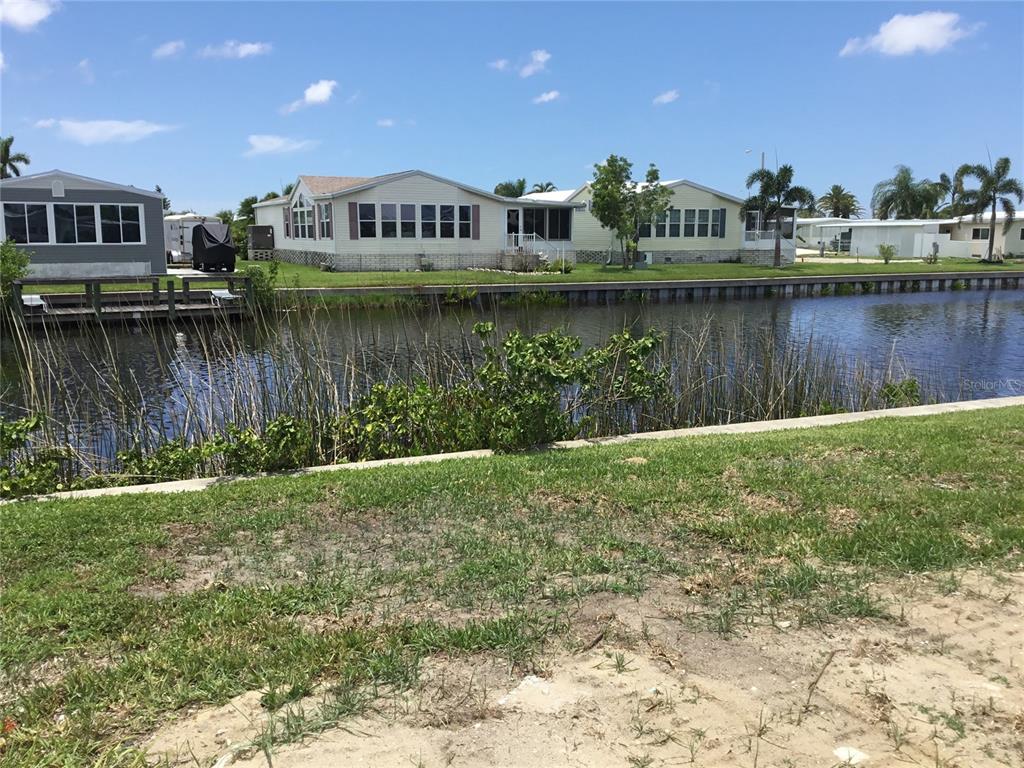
[{"xmin": 504, "ymin": 232, "xmax": 576, "ymax": 270}]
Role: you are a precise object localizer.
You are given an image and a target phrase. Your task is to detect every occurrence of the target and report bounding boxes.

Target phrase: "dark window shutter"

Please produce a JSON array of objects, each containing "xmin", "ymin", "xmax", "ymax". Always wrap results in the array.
[
  {"xmin": 312, "ymin": 205, "xmax": 318, "ymax": 239},
  {"xmin": 720, "ymin": 208, "xmax": 727, "ymax": 238},
  {"xmin": 347, "ymin": 202, "xmax": 359, "ymax": 240},
  {"xmin": 471, "ymin": 204, "xmax": 480, "ymax": 240},
  {"xmin": 284, "ymin": 206, "xmax": 291, "ymax": 238}
]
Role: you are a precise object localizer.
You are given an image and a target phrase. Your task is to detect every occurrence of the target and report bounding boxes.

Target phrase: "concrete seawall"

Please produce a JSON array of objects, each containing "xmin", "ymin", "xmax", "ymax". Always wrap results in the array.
[{"xmin": 282, "ymin": 270, "xmax": 1024, "ymax": 305}]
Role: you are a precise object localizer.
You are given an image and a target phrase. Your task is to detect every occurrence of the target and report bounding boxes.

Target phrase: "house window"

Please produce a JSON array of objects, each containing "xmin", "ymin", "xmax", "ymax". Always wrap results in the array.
[
  {"xmin": 318, "ymin": 203, "xmax": 332, "ymax": 239},
  {"xmin": 547, "ymin": 208, "xmax": 571, "ymax": 240},
  {"xmin": 523, "ymin": 208, "xmax": 546, "ymax": 238},
  {"xmin": 440, "ymin": 205, "xmax": 455, "ymax": 238},
  {"xmin": 3, "ymin": 203, "xmax": 49, "ymax": 244},
  {"xmin": 655, "ymin": 211, "xmax": 667, "ymax": 238},
  {"xmin": 669, "ymin": 209, "xmax": 680, "ymax": 237},
  {"xmin": 710, "ymin": 209, "xmax": 721, "ymax": 238},
  {"xmin": 381, "ymin": 203, "xmax": 398, "ymax": 238},
  {"xmin": 358, "ymin": 203, "xmax": 376, "ymax": 238},
  {"xmin": 54, "ymin": 204, "xmax": 98, "ymax": 244},
  {"xmin": 99, "ymin": 205, "xmax": 142, "ymax": 244},
  {"xmin": 683, "ymin": 209, "xmax": 695, "ymax": 237},
  {"xmin": 458, "ymin": 205, "xmax": 472, "ymax": 238},
  {"xmin": 972, "ymin": 227, "xmax": 989, "ymax": 240},
  {"xmin": 401, "ymin": 204, "xmax": 416, "ymax": 238},
  {"xmin": 291, "ymin": 198, "xmax": 314, "ymax": 239},
  {"xmin": 1019, "ymin": 228, "xmax": 1024, "ymax": 240},
  {"xmin": 697, "ymin": 209, "xmax": 710, "ymax": 237},
  {"xmin": 421, "ymin": 205, "xmax": 436, "ymax": 238},
  {"xmin": 638, "ymin": 221, "xmax": 651, "ymax": 238}
]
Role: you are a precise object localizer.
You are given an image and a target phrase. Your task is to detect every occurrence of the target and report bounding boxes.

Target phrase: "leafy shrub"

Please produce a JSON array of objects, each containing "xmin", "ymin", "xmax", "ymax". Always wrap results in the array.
[
  {"xmin": 0, "ymin": 415, "xmax": 74, "ymax": 498},
  {"xmin": 118, "ymin": 440, "xmax": 215, "ymax": 483},
  {"xmin": 239, "ymin": 260, "xmax": 279, "ymax": 308},
  {"xmin": 880, "ymin": 378, "xmax": 921, "ymax": 408},
  {"xmin": 950, "ymin": 279, "xmax": 967, "ymax": 291},
  {"xmin": 836, "ymin": 283, "xmax": 855, "ymax": 296},
  {"xmin": 860, "ymin": 282, "xmax": 876, "ymax": 294},
  {"xmin": 1, "ymin": 239, "xmax": 30, "ymax": 313},
  {"xmin": 545, "ymin": 259, "xmax": 574, "ymax": 274},
  {"xmin": 878, "ymin": 244, "xmax": 896, "ymax": 264}
]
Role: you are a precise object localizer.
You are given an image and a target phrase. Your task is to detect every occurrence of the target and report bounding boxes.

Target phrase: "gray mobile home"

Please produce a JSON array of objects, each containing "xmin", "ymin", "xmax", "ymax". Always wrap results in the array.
[{"xmin": 0, "ymin": 170, "xmax": 166, "ymax": 278}]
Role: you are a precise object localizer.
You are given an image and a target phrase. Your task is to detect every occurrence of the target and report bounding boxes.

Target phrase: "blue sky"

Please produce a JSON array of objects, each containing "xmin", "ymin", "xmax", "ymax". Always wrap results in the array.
[{"xmin": 1, "ymin": 1, "xmax": 1021, "ymax": 214}]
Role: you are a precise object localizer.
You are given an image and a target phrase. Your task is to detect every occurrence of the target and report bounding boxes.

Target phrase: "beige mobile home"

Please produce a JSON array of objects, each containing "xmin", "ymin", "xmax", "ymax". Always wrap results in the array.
[{"xmin": 251, "ymin": 170, "xmax": 577, "ymax": 271}]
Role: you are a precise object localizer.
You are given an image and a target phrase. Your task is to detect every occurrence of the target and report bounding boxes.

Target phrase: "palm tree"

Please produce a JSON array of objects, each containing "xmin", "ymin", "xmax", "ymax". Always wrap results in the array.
[
  {"xmin": 871, "ymin": 165, "xmax": 944, "ymax": 219},
  {"xmin": 741, "ymin": 164, "xmax": 812, "ymax": 268},
  {"xmin": 0, "ymin": 136, "xmax": 31, "ymax": 179},
  {"xmin": 816, "ymin": 185, "xmax": 863, "ymax": 218},
  {"xmin": 958, "ymin": 157, "xmax": 1024, "ymax": 263},
  {"xmin": 935, "ymin": 169, "xmax": 968, "ymax": 217},
  {"xmin": 531, "ymin": 181, "xmax": 557, "ymax": 193}
]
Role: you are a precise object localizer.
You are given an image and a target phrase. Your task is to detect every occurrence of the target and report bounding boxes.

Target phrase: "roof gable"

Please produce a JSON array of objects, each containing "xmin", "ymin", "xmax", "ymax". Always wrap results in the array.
[{"xmin": 0, "ymin": 169, "xmax": 164, "ymax": 198}]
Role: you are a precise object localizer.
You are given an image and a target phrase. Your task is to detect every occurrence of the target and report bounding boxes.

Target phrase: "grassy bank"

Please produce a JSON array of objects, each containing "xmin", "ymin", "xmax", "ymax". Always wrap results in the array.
[
  {"xmin": 23, "ymin": 257, "xmax": 1023, "ymax": 295},
  {"xmin": 2, "ymin": 406, "xmax": 1021, "ymax": 765}
]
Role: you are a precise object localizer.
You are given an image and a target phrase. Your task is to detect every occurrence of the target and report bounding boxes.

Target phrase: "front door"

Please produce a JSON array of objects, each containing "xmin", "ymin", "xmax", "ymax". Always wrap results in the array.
[{"xmin": 506, "ymin": 208, "xmax": 520, "ymax": 235}]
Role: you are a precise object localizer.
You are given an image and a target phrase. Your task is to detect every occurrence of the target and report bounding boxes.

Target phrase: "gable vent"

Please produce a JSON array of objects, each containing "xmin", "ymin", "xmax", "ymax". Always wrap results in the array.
[{"xmin": 52, "ymin": 180, "xmax": 66, "ymax": 198}]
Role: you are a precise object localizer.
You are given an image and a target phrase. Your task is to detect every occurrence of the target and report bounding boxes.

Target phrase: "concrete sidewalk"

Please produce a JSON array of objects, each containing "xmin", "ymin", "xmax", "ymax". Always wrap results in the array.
[{"xmin": 13, "ymin": 396, "xmax": 1023, "ymax": 503}]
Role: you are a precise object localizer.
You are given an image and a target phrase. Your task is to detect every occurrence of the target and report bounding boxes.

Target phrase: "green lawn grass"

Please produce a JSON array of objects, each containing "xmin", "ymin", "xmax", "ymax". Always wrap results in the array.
[
  {"xmin": 2, "ymin": 406, "xmax": 1022, "ymax": 765},
  {"xmin": 22, "ymin": 257, "xmax": 1022, "ymax": 295}
]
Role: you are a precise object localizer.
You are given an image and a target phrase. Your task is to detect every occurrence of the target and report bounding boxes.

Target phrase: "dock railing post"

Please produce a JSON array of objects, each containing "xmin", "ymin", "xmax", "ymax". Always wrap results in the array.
[
  {"xmin": 182, "ymin": 277, "xmax": 190, "ymax": 305},
  {"xmin": 167, "ymin": 280, "xmax": 176, "ymax": 321},
  {"xmin": 244, "ymin": 276, "xmax": 254, "ymax": 309},
  {"xmin": 151, "ymin": 279, "xmax": 160, "ymax": 304}
]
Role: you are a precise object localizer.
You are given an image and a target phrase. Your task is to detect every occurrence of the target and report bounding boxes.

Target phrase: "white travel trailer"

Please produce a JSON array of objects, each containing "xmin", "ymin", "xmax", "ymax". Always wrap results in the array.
[{"xmin": 164, "ymin": 213, "xmax": 224, "ymax": 264}]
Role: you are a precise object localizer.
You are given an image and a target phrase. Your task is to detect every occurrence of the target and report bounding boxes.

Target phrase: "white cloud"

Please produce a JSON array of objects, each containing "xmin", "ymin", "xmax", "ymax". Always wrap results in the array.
[
  {"xmin": 153, "ymin": 39, "xmax": 185, "ymax": 59},
  {"xmin": 532, "ymin": 90, "xmax": 560, "ymax": 104},
  {"xmin": 200, "ymin": 40, "xmax": 272, "ymax": 59},
  {"xmin": 519, "ymin": 49, "xmax": 550, "ymax": 78},
  {"xmin": 376, "ymin": 118, "xmax": 395, "ymax": 128},
  {"xmin": 244, "ymin": 134, "xmax": 316, "ymax": 157},
  {"xmin": 652, "ymin": 89, "xmax": 679, "ymax": 106},
  {"xmin": 0, "ymin": 0, "xmax": 57, "ymax": 31},
  {"xmin": 77, "ymin": 58, "xmax": 94, "ymax": 84},
  {"xmin": 840, "ymin": 11, "xmax": 981, "ymax": 57},
  {"xmin": 282, "ymin": 78, "xmax": 338, "ymax": 114},
  {"xmin": 36, "ymin": 118, "xmax": 175, "ymax": 145},
  {"xmin": 488, "ymin": 58, "xmax": 509, "ymax": 71}
]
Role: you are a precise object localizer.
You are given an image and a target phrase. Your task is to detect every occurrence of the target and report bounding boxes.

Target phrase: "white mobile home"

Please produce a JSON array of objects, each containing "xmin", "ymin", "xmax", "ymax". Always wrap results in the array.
[{"xmin": 796, "ymin": 213, "xmax": 1024, "ymax": 260}]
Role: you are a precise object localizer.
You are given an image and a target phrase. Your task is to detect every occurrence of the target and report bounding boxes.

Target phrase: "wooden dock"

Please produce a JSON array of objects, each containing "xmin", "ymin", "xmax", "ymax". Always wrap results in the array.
[{"xmin": 12, "ymin": 275, "xmax": 254, "ymax": 326}]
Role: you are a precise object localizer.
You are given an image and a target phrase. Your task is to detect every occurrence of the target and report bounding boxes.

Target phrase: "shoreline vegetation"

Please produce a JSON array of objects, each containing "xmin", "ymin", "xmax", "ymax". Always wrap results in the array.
[
  {"xmin": 1, "ymin": 308, "xmax": 938, "ymax": 500},
  {"xmin": 12, "ymin": 257, "xmax": 1024, "ymax": 295},
  {"xmin": 1, "ymin": 406, "xmax": 1022, "ymax": 765}
]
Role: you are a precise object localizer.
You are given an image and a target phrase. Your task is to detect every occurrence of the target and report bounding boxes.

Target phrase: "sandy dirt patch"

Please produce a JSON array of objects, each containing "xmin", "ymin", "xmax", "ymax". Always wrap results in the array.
[{"xmin": 146, "ymin": 570, "xmax": 1024, "ymax": 767}]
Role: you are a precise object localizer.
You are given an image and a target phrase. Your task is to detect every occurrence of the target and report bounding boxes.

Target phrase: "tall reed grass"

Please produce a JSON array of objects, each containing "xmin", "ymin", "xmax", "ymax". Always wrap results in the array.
[{"xmin": 0, "ymin": 302, "xmax": 944, "ymax": 493}]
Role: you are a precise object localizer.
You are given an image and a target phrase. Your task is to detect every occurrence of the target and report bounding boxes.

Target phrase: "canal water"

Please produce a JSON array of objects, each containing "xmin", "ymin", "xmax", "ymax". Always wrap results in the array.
[{"xmin": 2, "ymin": 289, "xmax": 1023, "ymax": 428}]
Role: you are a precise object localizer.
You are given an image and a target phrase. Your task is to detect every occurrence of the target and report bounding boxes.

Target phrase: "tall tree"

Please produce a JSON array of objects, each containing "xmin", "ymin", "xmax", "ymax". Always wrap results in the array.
[
  {"xmin": 531, "ymin": 181, "xmax": 557, "ymax": 193},
  {"xmin": 216, "ymin": 209, "xmax": 235, "ymax": 225},
  {"xmin": 590, "ymin": 155, "xmax": 673, "ymax": 269},
  {"xmin": 281, "ymin": 182, "xmax": 295, "ymax": 197},
  {"xmin": 155, "ymin": 185, "xmax": 171, "ymax": 212},
  {"xmin": 871, "ymin": 166, "xmax": 944, "ymax": 219},
  {"xmin": 260, "ymin": 191, "xmax": 281, "ymax": 202},
  {"xmin": 741, "ymin": 164, "xmax": 812, "ymax": 268},
  {"xmin": 0, "ymin": 136, "xmax": 30, "ymax": 179},
  {"xmin": 958, "ymin": 157, "xmax": 1023, "ymax": 263},
  {"xmin": 238, "ymin": 195, "xmax": 259, "ymax": 221},
  {"xmin": 935, "ymin": 168, "xmax": 968, "ymax": 217},
  {"xmin": 816, "ymin": 185, "xmax": 863, "ymax": 218},
  {"xmin": 494, "ymin": 178, "xmax": 527, "ymax": 197}
]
